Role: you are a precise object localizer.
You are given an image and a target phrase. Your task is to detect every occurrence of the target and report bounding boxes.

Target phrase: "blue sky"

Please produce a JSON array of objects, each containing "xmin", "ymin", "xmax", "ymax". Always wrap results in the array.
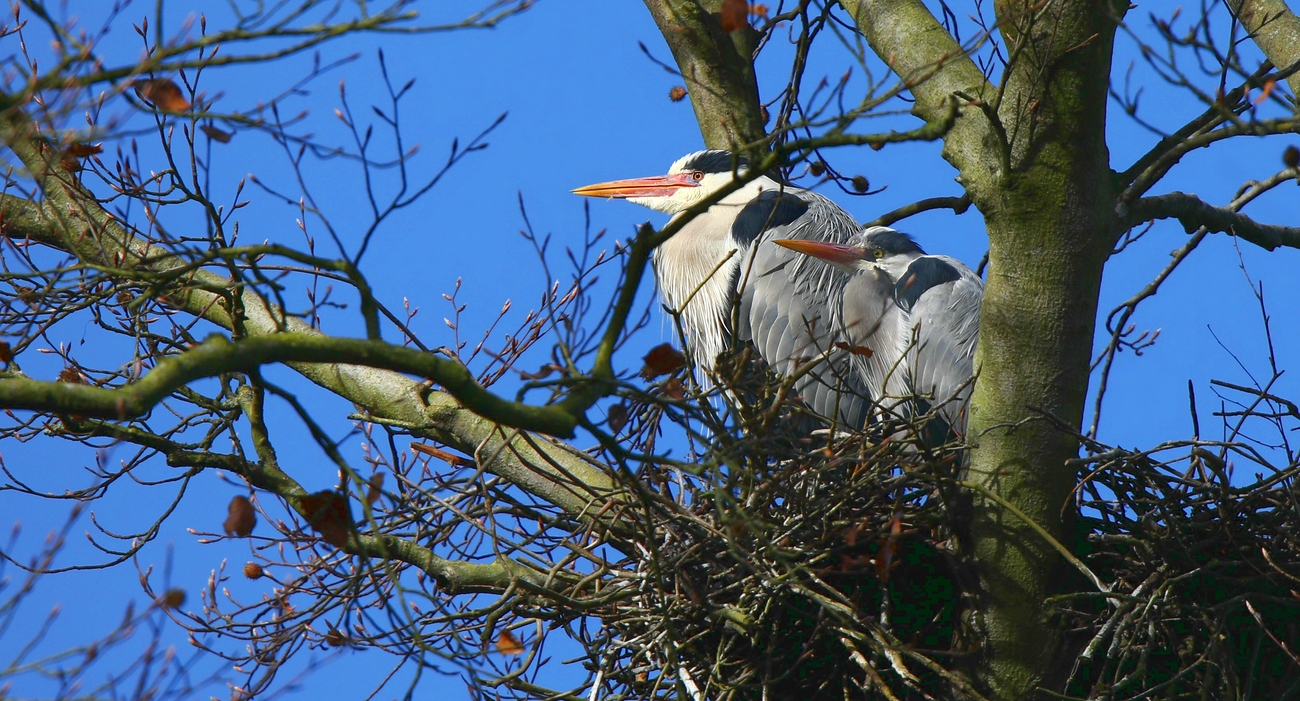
[{"xmin": 2, "ymin": 1, "xmax": 1298, "ymax": 698}]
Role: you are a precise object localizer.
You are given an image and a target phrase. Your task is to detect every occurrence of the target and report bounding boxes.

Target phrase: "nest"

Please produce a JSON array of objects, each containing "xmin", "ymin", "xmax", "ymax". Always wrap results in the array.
[
  {"xmin": 580, "ymin": 357, "xmax": 980, "ymax": 700},
  {"xmin": 575, "ymin": 364, "xmax": 1300, "ymax": 700},
  {"xmin": 1065, "ymin": 440, "xmax": 1300, "ymax": 699}
]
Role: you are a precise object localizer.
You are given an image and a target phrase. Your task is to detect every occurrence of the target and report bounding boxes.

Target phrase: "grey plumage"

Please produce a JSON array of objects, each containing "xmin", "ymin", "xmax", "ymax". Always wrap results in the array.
[
  {"xmin": 798, "ymin": 226, "xmax": 983, "ymax": 436},
  {"xmin": 573, "ymin": 150, "xmax": 871, "ymax": 427}
]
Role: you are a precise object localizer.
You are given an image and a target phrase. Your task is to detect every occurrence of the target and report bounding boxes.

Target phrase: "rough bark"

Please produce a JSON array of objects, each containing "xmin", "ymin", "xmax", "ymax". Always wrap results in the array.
[
  {"xmin": 649, "ymin": 0, "xmax": 1134, "ymax": 696},
  {"xmin": 1227, "ymin": 0, "xmax": 1300, "ymax": 95},
  {"xmin": 641, "ymin": 0, "xmax": 768, "ymax": 154},
  {"xmin": 962, "ymin": 6, "xmax": 1125, "ymax": 696},
  {"xmin": 834, "ymin": 2, "xmax": 1122, "ymax": 696}
]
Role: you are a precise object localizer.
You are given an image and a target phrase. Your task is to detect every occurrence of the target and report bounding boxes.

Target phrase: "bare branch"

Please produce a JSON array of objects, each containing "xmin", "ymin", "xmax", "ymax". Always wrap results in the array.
[
  {"xmin": 640, "ymin": 0, "xmax": 767, "ymax": 153},
  {"xmin": 838, "ymin": 0, "xmax": 996, "ymax": 178},
  {"xmin": 864, "ymin": 193, "xmax": 972, "ymax": 228},
  {"xmin": 1126, "ymin": 184, "xmax": 1300, "ymax": 251},
  {"xmin": 1227, "ymin": 0, "xmax": 1300, "ymax": 96},
  {"xmin": 0, "ymin": 332, "xmax": 580, "ymax": 435},
  {"xmin": 0, "ymin": 165, "xmax": 616, "ymax": 523},
  {"xmin": 1117, "ymin": 62, "xmax": 1300, "ymax": 206}
]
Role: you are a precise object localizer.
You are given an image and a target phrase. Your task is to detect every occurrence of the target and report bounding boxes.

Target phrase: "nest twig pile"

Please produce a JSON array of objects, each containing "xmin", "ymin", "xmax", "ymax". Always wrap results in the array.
[
  {"xmin": 1066, "ymin": 435, "xmax": 1300, "ymax": 699},
  {"xmin": 574, "ymin": 366, "xmax": 1300, "ymax": 700}
]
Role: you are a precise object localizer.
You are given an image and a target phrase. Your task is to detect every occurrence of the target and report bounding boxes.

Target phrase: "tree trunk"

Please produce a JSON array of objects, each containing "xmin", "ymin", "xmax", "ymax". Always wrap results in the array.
[
  {"xmin": 651, "ymin": 1, "xmax": 1131, "ymax": 696},
  {"xmin": 642, "ymin": 0, "xmax": 768, "ymax": 155},
  {"xmin": 908, "ymin": 4, "xmax": 1124, "ymax": 696}
]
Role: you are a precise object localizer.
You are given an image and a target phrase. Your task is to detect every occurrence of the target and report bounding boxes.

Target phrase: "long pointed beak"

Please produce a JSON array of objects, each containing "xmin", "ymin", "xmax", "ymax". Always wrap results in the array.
[
  {"xmin": 572, "ymin": 173, "xmax": 697, "ymax": 199},
  {"xmin": 773, "ymin": 239, "xmax": 866, "ymax": 266}
]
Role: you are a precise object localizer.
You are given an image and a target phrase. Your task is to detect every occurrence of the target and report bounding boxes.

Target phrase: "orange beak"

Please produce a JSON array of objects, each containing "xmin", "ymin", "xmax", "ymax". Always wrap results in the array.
[
  {"xmin": 572, "ymin": 172, "xmax": 699, "ymax": 199},
  {"xmin": 772, "ymin": 239, "xmax": 866, "ymax": 265}
]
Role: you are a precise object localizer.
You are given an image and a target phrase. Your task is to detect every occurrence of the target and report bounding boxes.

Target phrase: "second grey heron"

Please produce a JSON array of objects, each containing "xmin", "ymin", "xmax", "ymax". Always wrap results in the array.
[
  {"xmin": 774, "ymin": 227, "xmax": 983, "ymax": 438},
  {"xmin": 573, "ymin": 150, "xmax": 869, "ymax": 427}
]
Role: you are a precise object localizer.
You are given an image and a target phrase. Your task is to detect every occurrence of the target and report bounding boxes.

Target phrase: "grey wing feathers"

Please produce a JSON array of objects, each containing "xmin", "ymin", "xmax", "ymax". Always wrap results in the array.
[
  {"xmin": 736, "ymin": 189, "xmax": 870, "ymax": 427},
  {"xmin": 732, "ymin": 191, "xmax": 809, "ymax": 247},
  {"xmin": 905, "ymin": 256, "xmax": 982, "ymax": 432},
  {"xmin": 893, "ymin": 257, "xmax": 962, "ymax": 313},
  {"xmin": 841, "ymin": 268, "xmax": 910, "ymax": 415}
]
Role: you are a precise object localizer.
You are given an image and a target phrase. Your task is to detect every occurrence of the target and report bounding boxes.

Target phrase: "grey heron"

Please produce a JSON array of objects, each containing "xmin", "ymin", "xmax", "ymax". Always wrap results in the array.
[
  {"xmin": 774, "ymin": 227, "xmax": 982, "ymax": 438},
  {"xmin": 573, "ymin": 150, "xmax": 869, "ymax": 427}
]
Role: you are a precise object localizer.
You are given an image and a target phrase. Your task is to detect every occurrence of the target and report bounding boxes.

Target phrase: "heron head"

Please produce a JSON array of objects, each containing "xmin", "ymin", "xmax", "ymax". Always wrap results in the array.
[
  {"xmin": 572, "ymin": 150, "xmax": 751, "ymax": 214},
  {"xmin": 774, "ymin": 227, "xmax": 925, "ymax": 278}
]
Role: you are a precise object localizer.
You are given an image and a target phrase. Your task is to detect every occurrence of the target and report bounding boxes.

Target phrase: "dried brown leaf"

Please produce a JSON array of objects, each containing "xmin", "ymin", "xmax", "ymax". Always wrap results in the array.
[
  {"xmin": 874, "ymin": 515, "xmax": 903, "ymax": 582},
  {"xmin": 496, "ymin": 629, "xmax": 524, "ymax": 655},
  {"xmin": 520, "ymin": 363, "xmax": 558, "ymax": 380},
  {"xmin": 300, "ymin": 490, "xmax": 353, "ymax": 547},
  {"xmin": 607, "ymin": 403, "xmax": 629, "ymax": 434},
  {"xmin": 133, "ymin": 78, "xmax": 191, "ymax": 112},
  {"xmin": 200, "ymin": 125, "xmax": 233, "ymax": 143},
  {"xmin": 57, "ymin": 367, "xmax": 85, "ymax": 384},
  {"xmin": 159, "ymin": 588, "xmax": 186, "ymax": 610},
  {"xmin": 411, "ymin": 443, "xmax": 470, "ymax": 467},
  {"xmin": 833, "ymin": 340, "xmax": 873, "ymax": 358},
  {"xmin": 223, "ymin": 495, "xmax": 256, "ymax": 537},
  {"xmin": 64, "ymin": 143, "xmax": 103, "ymax": 157},
  {"xmin": 641, "ymin": 344, "xmax": 685, "ymax": 380},
  {"xmin": 842, "ymin": 520, "xmax": 868, "ymax": 547},
  {"xmin": 1255, "ymin": 79, "xmax": 1276, "ymax": 104}
]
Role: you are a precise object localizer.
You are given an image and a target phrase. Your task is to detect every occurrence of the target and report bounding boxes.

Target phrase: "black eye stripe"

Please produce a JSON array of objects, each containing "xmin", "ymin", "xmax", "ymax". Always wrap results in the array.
[
  {"xmin": 855, "ymin": 228, "xmax": 926, "ymax": 256},
  {"xmin": 680, "ymin": 150, "xmax": 747, "ymax": 174}
]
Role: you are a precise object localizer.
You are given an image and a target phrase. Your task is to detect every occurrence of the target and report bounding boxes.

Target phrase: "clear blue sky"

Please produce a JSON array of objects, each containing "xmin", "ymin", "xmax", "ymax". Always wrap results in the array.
[{"xmin": 2, "ymin": 1, "xmax": 1297, "ymax": 698}]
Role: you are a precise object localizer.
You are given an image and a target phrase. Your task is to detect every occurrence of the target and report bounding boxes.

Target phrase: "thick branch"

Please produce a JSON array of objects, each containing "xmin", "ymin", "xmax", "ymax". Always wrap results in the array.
[
  {"xmin": 371, "ymin": 534, "xmax": 546, "ymax": 594},
  {"xmin": 864, "ymin": 194, "xmax": 971, "ymax": 228},
  {"xmin": 838, "ymin": 0, "xmax": 995, "ymax": 179},
  {"xmin": 0, "ymin": 112, "xmax": 617, "ymax": 520},
  {"xmin": 838, "ymin": 0, "xmax": 989, "ymax": 121},
  {"xmin": 0, "ymin": 333, "xmax": 580, "ymax": 436},
  {"xmin": 1227, "ymin": 0, "xmax": 1300, "ymax": 96},
  {"xmin": 1127, "ymin": 189, "xmax": 1300, "ymax": 250},
  {"xmin": 642, "ymin": 0, "xmax": 767, "ymax": 152}
]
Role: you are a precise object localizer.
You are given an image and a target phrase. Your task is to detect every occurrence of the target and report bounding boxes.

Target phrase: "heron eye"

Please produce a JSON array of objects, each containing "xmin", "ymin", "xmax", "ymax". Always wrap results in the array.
[
  {"xmin": 872, "ymin": 249, "xmax": 885, "ymax": 259},
  {"xmin": 691, "ymin": 171, "xmax": 704, "ymax": 182}
]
